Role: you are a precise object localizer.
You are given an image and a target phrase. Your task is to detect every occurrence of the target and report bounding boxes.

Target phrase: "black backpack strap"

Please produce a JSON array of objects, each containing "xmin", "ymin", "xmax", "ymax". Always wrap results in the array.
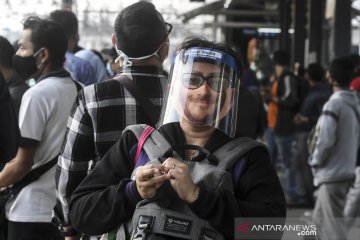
[
  {"xmin": 114, "ymin": 76, "xmax": 161, "ymax": 127},
  {"xmin": 214, "ymin": 137, "xmax": 268, "ymax": 170},
  {"xmin": 10, "ymin": 156, "xmax": 58, "ymax": 196}
]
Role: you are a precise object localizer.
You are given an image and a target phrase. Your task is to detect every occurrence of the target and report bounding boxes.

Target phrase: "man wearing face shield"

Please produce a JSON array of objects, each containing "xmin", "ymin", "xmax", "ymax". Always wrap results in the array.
[
  {"xmin": 69, "ymin": 37, "xmax": 286, "ymax": 240},
  {"xmin": 53, "ymin": 2, "xmax": 170, "ymax": 239},
  {"xmin": 0, "ymin": 17, "xmax": 78, "ymax": 239}
]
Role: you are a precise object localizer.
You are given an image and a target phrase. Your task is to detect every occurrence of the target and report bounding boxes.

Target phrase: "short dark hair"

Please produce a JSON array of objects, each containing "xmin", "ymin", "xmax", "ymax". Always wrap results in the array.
[
  {"xmin": 273, "ymin": 50, "xmax": 290, "ymax": 66},
  {"xmin": 329, "ymin": 57, "xmax": 355, "ymax": 87},
  {"xmin": 49, "ymin": 10, "xmax": 78, "ymax": 39},
  {"xmin": 307, "ymin": 63, "xmax": 324, "ymax": 82},
  {"xmin": 23, "ymin": 16, "xmax": 67, "ymax": 68},
  {"xmin": 0, "ymin": 36, "xmax": 15, "ymax": 68},
  {"xmin": 114, "ymin": 1, "xmax": 167, "ymax": 58},
  {"xmin": 175, "ymin": 36, "xmax": 243, "ymax": 75}
]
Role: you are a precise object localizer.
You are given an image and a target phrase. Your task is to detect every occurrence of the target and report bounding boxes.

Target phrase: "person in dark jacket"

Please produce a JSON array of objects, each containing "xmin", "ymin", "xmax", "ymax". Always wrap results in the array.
[
  {"xmin": 0, "ymin": 75, "xmax": 20, "ymax": 170},
  {"xmin": 69, "ymin": 37, "xmax": 286, "ymax": 240},
  {"xmin": 0, "ymin": 36, "xmax": 29, "ymax": 118},
  {"xmin": 293, "ymin": 63, "xmax": 331, "ymax": 206},
  {"xmin": 270, "ymin": 50, "xmax": 300, "ymax": 202}
]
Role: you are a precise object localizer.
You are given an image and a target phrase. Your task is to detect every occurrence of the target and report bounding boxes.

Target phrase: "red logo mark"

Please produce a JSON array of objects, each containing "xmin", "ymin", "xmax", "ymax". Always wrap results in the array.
[{"xmin": 237, "ymin": 222, "xmax": 251, "ymax": 235}]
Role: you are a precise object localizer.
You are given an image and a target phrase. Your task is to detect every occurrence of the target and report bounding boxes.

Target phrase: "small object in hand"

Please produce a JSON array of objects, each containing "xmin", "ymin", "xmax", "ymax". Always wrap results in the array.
[{"xmin": 172, "ymin": 164, "xmax": 176, "ymax": 169}]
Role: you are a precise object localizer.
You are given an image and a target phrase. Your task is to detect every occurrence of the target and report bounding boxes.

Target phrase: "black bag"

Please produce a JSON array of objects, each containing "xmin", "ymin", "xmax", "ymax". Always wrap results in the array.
[
  {"xmin": 0, "ymin": 157, "xmax": 57, "ymax": 240},
  {"xmin": 0, "ymin": 188, "xmax": 11, "ymax": 240}
]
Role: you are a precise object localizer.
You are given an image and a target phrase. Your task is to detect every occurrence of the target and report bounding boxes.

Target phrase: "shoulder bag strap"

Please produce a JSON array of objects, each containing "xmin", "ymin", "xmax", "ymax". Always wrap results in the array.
[
  {"xmin": 114, "ymin": 75, "xmax": 160, "ymax": 127},
  {"xmin": 344, "ymin": 101, "xmax": 360, "ymax": 125},
  {"xmin": 10, "ymin": 156, "xmax": 58, "ymax": 196}
]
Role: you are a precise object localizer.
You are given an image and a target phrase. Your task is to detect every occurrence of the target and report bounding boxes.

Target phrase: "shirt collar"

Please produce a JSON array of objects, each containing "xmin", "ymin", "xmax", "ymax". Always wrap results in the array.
[{"xmin": 37, "ymin": 69, "xmax": 71, "ymax": 82}]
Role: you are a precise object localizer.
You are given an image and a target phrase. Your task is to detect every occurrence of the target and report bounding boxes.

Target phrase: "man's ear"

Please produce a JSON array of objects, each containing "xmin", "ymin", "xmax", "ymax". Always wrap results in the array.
[
  {"xmin": 328, "ymin": 75, "xmax": 336, "ymax": 86},
  {"xmin": 158, "ymin": 38, "xmax": 169, "ymax": 62},
  {"xmin": 111, "ymin": 33, "xmax": 117, "ymax": 48},
  {"xmin": 40, "ymin": 48, "xmax": 49, "ymax": 64}
]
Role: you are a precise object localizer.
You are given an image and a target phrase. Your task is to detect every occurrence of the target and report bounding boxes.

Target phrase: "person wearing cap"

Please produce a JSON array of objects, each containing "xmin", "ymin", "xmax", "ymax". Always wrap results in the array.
[
  {"xmin": 69, "ymin": 37, "xmax": 286, "ymax": 240},
  {"xmin": 53, "ymin": 2, "xmax": 170, "ymax": 239}
]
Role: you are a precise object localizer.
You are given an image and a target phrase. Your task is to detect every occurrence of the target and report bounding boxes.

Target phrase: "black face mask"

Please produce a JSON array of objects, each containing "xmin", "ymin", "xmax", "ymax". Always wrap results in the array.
[{"xmin": 12, "ymin": 55, "xmax": 38, "ymax": 80}]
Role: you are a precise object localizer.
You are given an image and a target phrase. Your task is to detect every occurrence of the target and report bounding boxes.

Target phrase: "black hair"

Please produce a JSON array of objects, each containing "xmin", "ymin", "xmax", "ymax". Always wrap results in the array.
[
  {"xmin": 273, "ymin": 50, "xmax": 290, "ymax": 66},
  {"xmin": 307, "ymin": 63, "xmax": 324, "ymax": 82},
  {"xmin": 0, "ymin": 36, "xmax": 15, "ymax": 68},
  {"xmin": 49, "ymin": 10, "xmax": 78, "ymax": 39},
  {"xmin": 23, "ymin": 16, "xmax": 67, "ymax": 69},
  {"xmin": 175, "ymin": 36, "xmax": 243, "ymax": 75},
  {"xmin": 329, "ymin": 57, "xmax": 355, "ymax": 87},
  {"xmin": 114, "ymin": 1, "xmax": 167, "ymax": 58}
]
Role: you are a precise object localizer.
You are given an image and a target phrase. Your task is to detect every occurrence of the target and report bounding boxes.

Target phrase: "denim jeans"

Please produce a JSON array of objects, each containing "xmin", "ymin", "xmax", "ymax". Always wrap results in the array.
[
  {"xmin": 275, "ymin": 134, "xmax": 297, "ymax": 198},
  {"xmin": 264, "ymin": 128, "xmax": 278, "ymax": 168}
]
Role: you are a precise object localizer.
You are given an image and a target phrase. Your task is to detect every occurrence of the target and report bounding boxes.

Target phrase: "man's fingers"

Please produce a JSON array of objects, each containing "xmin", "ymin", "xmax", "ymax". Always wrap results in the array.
[{"xmin": 138, "ymin": 174, "xmax": 169, "ymax": 187}]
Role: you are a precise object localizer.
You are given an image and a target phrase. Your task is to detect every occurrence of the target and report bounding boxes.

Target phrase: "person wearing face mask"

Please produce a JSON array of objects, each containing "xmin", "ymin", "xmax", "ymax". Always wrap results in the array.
[
  {"xmin": 0, "ymin": 17, "xmax": 79, "ymax": 240},
  {"xmin": 53, "ymin": 2, "xmax": 170, "ymax": 239},
  {"xmin": 68, "ymin": 37, "xmax": 286, "ymax": 240}
]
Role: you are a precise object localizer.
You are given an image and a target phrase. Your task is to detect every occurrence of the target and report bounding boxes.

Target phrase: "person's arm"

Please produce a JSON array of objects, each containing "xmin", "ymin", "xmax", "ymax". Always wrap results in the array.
[
  {"xmin": 0, "ymin": 147, "xmax": 35, "ymax": 187},
  {"xmin": 309, "ymin": 102, "xmax": 338, "ymax": 167},
  {"xmin": 69, "ymin": 131, "xmax": 137, "ymax": 235},
  {"xmin": 273, "ymin": 74, "xmax": 298, "ymax": 108},
  {"xmin": 189, "ymin": 148, "xmax": 286, "ymax": 239},
  {"xmin": 53, "ymin": 89, "xmax": 96, "ymax": 237},
  {"xmin": 0, "ymin": 87, "xmax": 47, "ymax": 187}
]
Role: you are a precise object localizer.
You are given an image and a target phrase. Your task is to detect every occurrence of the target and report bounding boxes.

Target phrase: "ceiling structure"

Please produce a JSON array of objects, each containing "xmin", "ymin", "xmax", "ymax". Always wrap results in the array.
[{"xmin": 179, "ymin": 0, "xmax": 360, "ymax": 29}]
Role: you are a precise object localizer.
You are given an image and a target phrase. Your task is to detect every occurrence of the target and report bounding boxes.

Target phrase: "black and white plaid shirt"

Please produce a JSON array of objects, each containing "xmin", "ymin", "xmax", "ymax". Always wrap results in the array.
[{"xmin": 54, "ymin": 65, "xmax": 167, "ymax": 226}]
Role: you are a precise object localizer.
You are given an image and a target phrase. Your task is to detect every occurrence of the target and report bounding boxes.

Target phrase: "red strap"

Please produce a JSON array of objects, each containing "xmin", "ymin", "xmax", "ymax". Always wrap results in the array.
[{"xmin": 134, "ymin": 126, "xmax": 155, "ymax": 165}]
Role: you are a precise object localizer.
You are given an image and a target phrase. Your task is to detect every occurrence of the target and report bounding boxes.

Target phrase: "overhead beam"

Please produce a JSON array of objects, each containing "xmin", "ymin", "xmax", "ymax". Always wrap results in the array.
[{"xmin": 204, "ymin": 21, "xmax": 279, "ymax": 28}]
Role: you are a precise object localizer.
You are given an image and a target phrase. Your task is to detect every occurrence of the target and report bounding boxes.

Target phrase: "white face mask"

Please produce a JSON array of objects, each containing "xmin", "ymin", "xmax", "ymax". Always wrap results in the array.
[{"xmin": 114, "ymin": 41, "xmax": 168, "ymax": 67}]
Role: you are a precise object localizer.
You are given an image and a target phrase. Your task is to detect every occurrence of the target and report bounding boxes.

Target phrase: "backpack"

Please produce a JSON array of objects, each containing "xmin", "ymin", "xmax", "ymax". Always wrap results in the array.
[
  {"xmin": 307, "ymin": 121, "xmax": 320, "ymax": 155},
  {"xmin": 102, "ymin": 124, "xmax": 268, "ymax": 240}
]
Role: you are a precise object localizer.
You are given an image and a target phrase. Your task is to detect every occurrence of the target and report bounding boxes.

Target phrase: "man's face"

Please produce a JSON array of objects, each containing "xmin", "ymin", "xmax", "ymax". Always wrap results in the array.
[
  {"xmin": 16, "ymin": 29, "xmax": 34, "ymax": 57},
  {"xmin": 178, "ymin": 62, "xmax": 226, "ymax": 125}
]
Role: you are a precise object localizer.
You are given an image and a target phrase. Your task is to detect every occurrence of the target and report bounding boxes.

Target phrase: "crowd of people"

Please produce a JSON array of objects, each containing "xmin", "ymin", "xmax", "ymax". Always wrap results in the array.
[{"xmin": 0, "ymin": 1, "xmax": 359, "ymax": 240}]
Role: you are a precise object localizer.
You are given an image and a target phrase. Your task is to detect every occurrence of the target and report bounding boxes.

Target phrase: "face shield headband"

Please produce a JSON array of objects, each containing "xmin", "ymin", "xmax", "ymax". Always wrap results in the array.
[{"xmin": 158, "ymin": 47, "xmax": 241, "ymax": 138}]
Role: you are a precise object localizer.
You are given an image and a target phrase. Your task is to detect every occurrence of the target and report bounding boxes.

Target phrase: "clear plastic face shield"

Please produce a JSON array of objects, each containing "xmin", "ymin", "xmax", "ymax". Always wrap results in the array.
[{"xmin": 158, "ymin": 47, "xmax": 241, "ymax": 138}]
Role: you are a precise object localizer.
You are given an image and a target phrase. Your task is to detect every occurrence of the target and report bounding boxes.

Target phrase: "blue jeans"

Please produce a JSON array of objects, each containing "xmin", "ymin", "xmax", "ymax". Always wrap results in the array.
[
  {"xmin": 275, "ymin": 134, "xmax": 298, "ymax": 198},
  {"xmin": 264, "ymin": 128, "xmax": 278, "ymax": 168}
]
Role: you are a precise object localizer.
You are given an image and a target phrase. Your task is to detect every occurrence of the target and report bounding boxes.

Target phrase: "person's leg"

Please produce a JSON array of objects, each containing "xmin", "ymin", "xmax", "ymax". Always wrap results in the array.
[
  {"xmin": 294, "ymin": 132, "xmax": 313, "ymax": 203},
  {"xmin": 344, "ymin": 167, "xmax": 360, "ymax": 226},
  {"xmin": 312, "ymin": 181, "xmax": 351, "ymax": 240},
  {"xmin": 264, "ymin": 128, "xmax": 278, "ymax": 168},
  {"xmin": 7, "ymin": 221, "xmax": 62, "ymax": 240},
  {"xmin": 275, "ymin": 134, "xmax": 297, "ymax": 199}
]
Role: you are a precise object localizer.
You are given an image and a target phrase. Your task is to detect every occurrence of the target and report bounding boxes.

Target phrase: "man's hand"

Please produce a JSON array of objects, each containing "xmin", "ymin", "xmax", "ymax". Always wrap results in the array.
[
  {"xmin": 135, "ymin": 163, "xmax": 169, "ymax": 199},
  {"xmin": 162, "ymin": 158, "xmax": 199, "ymax": 204}
]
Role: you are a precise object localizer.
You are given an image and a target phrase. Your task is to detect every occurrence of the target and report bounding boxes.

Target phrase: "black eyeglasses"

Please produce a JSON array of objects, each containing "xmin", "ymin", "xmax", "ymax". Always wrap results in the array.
[
  {"xmin": 165, "ymin": 22, "xmax": 173, "ymax": 35},
  {"xmin": 182, "ymin": 73, "xmax": 230, "ymax": 92}
]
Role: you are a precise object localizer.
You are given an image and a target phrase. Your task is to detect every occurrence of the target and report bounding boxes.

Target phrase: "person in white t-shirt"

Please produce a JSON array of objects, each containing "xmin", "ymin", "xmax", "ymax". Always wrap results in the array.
[{"xmin": 0, "ymin": 16, "xmax": 79, "ymax": 240}]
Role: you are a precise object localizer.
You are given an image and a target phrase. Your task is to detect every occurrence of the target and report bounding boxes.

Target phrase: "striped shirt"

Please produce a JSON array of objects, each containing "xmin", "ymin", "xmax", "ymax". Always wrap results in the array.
[{"xmin": 54, "ymin": 65, "xmax": 167, "ymax": 226}]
